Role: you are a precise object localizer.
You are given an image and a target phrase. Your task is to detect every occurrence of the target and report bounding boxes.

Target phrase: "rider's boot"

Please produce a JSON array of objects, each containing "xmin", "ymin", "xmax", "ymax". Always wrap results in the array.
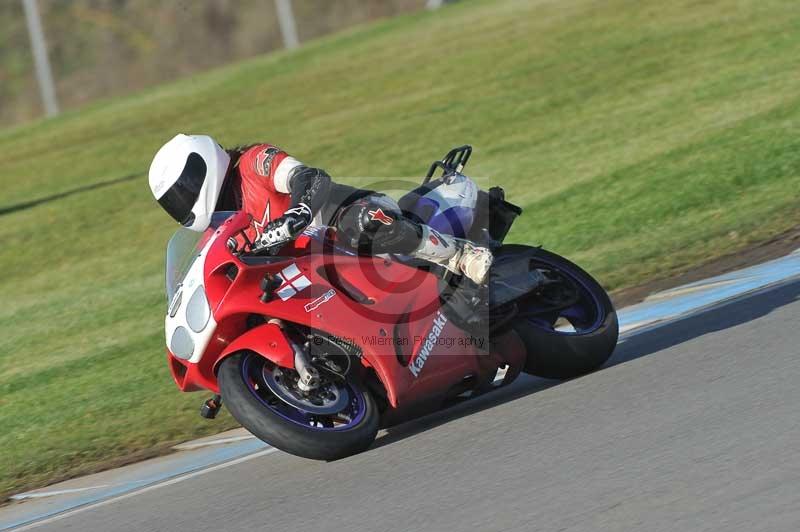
[{"xmin": 412, "ymin": 226, "xmax": 494, "ymax": 285}]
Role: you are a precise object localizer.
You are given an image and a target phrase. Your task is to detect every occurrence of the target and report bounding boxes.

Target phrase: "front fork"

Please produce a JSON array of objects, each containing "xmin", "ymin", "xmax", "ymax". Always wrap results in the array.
[
  {"xmin": 269, "ymin": 318, "xmax": 321, "ymax": 392},
  {"xmin": 291, "ymin": 339, "xmax": 321, "ymax": 391}
]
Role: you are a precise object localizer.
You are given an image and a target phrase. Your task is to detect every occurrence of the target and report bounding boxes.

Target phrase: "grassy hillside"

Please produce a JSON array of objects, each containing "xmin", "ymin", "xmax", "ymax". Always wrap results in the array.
[
  {"xmin": 2, "ymin": 0, "xmax": 800, "ymax": 497},
  {"xmin": 0, "ymin": 0, "xmax": 425, "ymax": 126}
]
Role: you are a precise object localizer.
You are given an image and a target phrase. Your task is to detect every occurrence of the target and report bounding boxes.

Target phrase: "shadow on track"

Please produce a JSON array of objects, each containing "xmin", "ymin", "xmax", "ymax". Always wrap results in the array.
[
  {"xmin": 0, "ymin": 173, "xmax": 140, "ymax": 217},
  {"xmin": 371, "ymin": 278, "xmax": 800, "ymax": 451}
]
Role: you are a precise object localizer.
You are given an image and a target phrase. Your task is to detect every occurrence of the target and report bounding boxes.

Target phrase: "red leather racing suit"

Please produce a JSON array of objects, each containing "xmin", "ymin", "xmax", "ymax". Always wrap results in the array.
[
  {"xmin": 216, "ymin": 143, "xmax": 425, "ymax": 255},
  {"xmin": 218, "ymin": 144, "xmax": 310, "ymax": 243}
]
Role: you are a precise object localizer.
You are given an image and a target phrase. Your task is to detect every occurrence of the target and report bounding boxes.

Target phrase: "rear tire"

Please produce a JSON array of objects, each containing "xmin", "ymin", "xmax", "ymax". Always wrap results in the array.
[
  {"xmin": 499, "ymin": 246, "xmax": 619, "ymax": 379},
  {"xmin": 218, "ymin": 352, "xmax": 380, "ymax": 460}
]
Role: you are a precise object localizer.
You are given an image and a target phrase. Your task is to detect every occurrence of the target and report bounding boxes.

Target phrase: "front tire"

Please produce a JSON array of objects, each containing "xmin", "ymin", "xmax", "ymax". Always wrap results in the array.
[
  {"xmin": 218, "ymin": 352, "xmax": 380, "ymax": 460},
  {"xmin": 496, "ymin": 245, "xmax": 619, "ymax": 379}
]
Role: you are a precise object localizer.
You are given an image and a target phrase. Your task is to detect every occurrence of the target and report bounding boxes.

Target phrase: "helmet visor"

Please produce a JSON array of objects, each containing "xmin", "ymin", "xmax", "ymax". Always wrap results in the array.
[{"xmin": 156, "ymin": 152, "xmax": 207, "ymax": 226}]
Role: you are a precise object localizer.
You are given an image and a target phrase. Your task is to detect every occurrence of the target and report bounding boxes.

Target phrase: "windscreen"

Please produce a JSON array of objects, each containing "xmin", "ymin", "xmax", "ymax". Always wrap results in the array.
[{"xmin": 164, "ymin": 211, "xmax": 235, "ymax": 302}]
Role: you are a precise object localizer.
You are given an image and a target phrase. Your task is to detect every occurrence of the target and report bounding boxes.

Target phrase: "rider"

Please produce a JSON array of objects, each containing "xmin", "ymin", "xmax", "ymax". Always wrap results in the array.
[{"xmin": 148, "ymin": 134, "xmax": 493, "ymax": 284}]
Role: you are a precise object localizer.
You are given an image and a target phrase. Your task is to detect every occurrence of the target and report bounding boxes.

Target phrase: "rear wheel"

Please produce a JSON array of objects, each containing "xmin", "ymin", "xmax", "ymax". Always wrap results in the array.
[
  {"xmin": 218, "ymin": 352, "xmax": 379, "ymax": 460},
  {"xmin": 496, "ymin": 245, "xmax": 619, "ymax": 379}
]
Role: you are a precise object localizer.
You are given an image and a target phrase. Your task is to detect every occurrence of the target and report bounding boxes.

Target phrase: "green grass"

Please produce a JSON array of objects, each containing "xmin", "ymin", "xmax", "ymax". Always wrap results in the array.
[{"xmin": 2, "ymin": 0, "xmax": 800, "ymax": 498}]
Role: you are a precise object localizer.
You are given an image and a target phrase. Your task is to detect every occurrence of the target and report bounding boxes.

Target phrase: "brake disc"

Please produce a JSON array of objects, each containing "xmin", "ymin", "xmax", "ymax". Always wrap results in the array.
[{"xmin": 261, "ymin": 365, "xmax": 350, "ymax": 415}]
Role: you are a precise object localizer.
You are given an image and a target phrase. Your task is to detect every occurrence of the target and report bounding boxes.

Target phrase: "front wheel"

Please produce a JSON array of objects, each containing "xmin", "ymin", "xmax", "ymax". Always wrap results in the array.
[
  {"xmin": 496, "ymin": 245, "xmax": 619, "ymax": 379},
  {"xmin": 218, "ymin": 352, "xmax": 379, "ymax": 460}
]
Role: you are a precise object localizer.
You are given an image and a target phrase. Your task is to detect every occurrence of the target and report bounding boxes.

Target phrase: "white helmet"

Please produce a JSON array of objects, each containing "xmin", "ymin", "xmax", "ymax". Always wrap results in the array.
[{"xmin": 148, "ymin": 134, "xmax": 231, "ymax": 232}]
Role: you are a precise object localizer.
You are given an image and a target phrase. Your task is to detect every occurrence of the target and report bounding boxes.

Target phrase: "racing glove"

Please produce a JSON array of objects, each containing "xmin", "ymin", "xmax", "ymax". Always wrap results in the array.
[{"xmin": 253, "ymin": 203, "xmax": 312, "ymax": 251}]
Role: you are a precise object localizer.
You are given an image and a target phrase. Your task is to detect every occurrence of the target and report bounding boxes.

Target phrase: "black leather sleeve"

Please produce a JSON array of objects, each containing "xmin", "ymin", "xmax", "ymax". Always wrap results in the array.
[{"xmin": 287, "ymin": 165, "xmax": 332, "ymax": 216}]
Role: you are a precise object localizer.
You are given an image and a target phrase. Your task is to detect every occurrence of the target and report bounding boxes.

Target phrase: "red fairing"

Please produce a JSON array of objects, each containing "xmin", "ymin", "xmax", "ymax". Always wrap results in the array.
[{"xmin": 166, "ymin": 211, "xmax": 516, "ymax": 417}]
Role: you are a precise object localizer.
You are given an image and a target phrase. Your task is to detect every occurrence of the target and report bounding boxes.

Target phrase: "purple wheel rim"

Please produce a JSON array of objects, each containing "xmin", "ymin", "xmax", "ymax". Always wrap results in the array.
[
  {"xmin": 241, "ymin": 354, "xmax": 367, "ymax": 432},
  {"xmin": 522, "ymin": 255, "xmax": 607, "ymax": 336}
]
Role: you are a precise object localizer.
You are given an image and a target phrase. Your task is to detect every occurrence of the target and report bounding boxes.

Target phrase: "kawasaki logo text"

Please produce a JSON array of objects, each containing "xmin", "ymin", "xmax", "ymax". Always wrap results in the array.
[{"xmin": 409, "ymin": 311, "xmax": 448, "ymax": 377}]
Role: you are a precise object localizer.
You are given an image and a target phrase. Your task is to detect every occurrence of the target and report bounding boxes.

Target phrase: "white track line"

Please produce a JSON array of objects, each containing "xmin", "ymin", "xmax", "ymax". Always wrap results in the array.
[
  {"xmin": 11, "ymin": 448, "xmax": 277, "ymax": 531},
  {"xmin": 171, "ymin": 434, "xmax": 256, "ymax": 451},
  {"xmin": 9, "ymin": 486, "xmax": 110, "ymax": 501}
]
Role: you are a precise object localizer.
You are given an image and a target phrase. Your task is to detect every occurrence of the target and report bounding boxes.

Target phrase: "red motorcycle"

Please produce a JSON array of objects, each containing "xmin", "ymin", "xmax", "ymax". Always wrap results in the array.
[{"xmin": 163, "ymin": 146, "xmax": 618, "ymax": 460}]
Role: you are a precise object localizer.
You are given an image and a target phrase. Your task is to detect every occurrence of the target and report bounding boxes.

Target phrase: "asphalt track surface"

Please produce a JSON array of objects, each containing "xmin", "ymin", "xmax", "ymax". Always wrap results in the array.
[{"xmin": 25, "ymin": 280, "xmax": 800, "ymax": 532}]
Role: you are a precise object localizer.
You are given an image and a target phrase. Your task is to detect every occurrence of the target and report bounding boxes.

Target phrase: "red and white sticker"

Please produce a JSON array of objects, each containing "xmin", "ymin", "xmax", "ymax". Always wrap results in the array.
[
  {"xmin": 368, "ymin": 208, "xmax": 394, "ymax": 226},
  {"xmin": 275, "ymin": 263, "xmax": 311, "ymax": 301},
  {"xmin": 304, "ymin": 289, "xmax": 336, "ymax": 312}
]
